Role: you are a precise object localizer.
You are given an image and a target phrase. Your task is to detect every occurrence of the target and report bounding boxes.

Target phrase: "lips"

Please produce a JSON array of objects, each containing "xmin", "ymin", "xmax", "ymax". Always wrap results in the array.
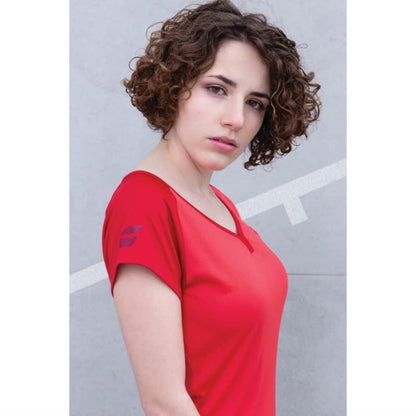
[{"xmin": 209, "ymin": 136, "xmax": 237, "ymax": 147}]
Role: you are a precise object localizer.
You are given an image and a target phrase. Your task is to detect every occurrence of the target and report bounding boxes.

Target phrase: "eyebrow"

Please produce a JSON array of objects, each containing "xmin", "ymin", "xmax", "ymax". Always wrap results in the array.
[{"xmin": 205, "ymin": 74, "xmax": 270, "ymax": 101}]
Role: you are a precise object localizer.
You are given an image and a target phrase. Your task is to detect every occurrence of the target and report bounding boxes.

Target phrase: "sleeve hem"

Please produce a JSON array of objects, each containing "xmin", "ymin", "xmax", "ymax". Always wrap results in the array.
[{"xmin": 110, "ymin": 261, "xmax": 182, "ymax": 302}]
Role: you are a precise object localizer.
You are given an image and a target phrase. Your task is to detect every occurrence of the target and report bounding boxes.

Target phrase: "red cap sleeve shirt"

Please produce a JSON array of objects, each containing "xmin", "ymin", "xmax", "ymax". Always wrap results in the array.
[{"xmin": 102, "ymin": 171, "xmax": 288, "ymax": 416}]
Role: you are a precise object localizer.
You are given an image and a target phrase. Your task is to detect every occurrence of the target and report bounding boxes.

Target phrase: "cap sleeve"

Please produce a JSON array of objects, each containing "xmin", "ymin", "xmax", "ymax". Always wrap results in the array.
[{"xmin": 102, "ymin": 174, "xmax": 182, "ymax": 300}]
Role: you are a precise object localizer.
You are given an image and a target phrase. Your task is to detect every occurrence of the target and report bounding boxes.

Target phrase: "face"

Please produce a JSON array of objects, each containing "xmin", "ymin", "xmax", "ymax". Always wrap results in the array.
[{"xmin": 165, "ymin": 40, "xmax": 271, "ymax": 172}]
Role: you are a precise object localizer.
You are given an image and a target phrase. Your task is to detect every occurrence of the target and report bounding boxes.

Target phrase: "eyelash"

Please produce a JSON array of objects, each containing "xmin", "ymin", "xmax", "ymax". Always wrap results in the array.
[
  {"xmin": 207, "ymin": 85, "xmax": 226, "ymax": 96},
  {"xmin": 206, "ymin": 85, "xmax": 266, "ymax": 112},
  {"xmin": 247, "ymin": 99, "xmax": 265, "ymax": 111}
]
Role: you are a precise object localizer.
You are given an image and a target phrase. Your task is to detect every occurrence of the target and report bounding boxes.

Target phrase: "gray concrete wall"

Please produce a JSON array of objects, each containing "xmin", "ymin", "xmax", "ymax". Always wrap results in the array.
[{"xmin": 70, "ymin": 0, "xmax": 345, "ymax": 414}]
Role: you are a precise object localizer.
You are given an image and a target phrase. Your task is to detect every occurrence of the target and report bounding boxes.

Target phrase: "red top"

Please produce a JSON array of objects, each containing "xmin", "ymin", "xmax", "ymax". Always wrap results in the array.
[{"xmin": 102, "ymin": 170, "xmax": 288, "ymax": 415}]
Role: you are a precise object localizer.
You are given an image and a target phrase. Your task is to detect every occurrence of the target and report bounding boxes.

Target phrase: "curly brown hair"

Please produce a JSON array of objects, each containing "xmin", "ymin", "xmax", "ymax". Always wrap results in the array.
[{"xmin": 123, "ymin": 0, "xmax": 321, "ymax": 169}]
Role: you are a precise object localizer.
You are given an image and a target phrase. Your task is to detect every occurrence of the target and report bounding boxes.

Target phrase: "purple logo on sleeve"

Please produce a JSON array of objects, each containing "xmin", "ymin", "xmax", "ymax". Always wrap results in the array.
[{"xmin": 119, "ymin": 225, "xmax": 143, "ymax": 248}]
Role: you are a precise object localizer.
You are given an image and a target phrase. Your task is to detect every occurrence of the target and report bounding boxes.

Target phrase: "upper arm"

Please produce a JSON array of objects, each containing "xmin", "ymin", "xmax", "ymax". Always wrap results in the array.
[{"xmin": 113, "ymin": 263, "xmax": 187, "ymax": 411}]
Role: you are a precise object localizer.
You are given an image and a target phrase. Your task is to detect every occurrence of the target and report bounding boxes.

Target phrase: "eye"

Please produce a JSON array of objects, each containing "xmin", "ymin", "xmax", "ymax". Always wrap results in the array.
[
  {"xmin": 206, "ymin": 85, "xmax": 226, "ymax": 96},
  {"xmin": 247, "ymin": 99, "xmax": 265, "ymax": 111}
]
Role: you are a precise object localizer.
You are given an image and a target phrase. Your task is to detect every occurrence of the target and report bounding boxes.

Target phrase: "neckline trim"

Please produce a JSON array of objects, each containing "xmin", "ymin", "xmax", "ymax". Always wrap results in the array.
[{"xmin": 124, "ymin": 169, "xmax": 243, "ymax": 238}]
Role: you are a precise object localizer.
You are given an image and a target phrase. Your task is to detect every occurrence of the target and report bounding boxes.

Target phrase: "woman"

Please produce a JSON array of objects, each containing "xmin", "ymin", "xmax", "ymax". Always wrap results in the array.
[{"xmin": 102, "ymin": 0, "xmax": 320, "ymax": 415}]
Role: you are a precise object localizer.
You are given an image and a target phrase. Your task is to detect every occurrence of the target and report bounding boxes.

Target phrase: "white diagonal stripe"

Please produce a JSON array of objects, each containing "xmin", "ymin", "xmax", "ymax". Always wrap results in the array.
[
  {"xmin": 70, "ymin": 261, "xmax": 107, "ymax": 294},
  {"xmin": 70, "ymin": 158, "xmax": 346, "ymax": 294},
  {"xmin": 236, "ymin": 158, "xmax": 346, "ymax": 224}
]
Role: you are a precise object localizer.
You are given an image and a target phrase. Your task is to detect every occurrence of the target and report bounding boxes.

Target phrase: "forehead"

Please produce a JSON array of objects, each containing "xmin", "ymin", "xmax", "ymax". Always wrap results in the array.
[{"xmin": 203, "ymin": 40, "xmax": 270, "ymax": 94}]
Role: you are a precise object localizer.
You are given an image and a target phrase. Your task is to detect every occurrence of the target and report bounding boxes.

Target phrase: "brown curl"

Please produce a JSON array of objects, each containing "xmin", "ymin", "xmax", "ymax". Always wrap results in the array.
[{"xmin": 123, "ymin": 0, "xmax": 321, "ymax": 169}]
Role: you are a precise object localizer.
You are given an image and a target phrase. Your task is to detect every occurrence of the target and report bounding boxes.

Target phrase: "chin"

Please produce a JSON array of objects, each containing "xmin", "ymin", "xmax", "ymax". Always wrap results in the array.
[
  {"xmin": 202, "ymin": 158, "xmax": 235, "ymax": 172},
  {"xmin": 211, "ymin": 164, "xmax": 229, "ymax": 172},
  {"xmin": 195, "ymin": 151, "xmax": 240, "ymax": 172}
]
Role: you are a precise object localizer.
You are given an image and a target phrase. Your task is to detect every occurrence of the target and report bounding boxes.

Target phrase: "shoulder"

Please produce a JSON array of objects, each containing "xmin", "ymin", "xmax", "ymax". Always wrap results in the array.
[
  {"xmin": 106, "ymin": 171, "xmax": 177, "ymax": 216},
  {"xmin": 103, "ymin": 170, "xmax": 181, "ymax": 248}
]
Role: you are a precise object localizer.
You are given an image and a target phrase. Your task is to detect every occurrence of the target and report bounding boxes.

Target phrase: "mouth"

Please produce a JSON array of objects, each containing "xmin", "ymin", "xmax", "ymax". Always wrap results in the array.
[{"xmin": 209, "ymin": 136, "xmax": 237, "ymax": 147}]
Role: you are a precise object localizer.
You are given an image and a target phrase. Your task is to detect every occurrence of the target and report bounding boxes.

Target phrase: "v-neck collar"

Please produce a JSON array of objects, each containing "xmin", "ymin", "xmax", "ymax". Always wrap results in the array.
[{"xmin": 124, "ymin": 170, "xmax": 254, "ymax": 252}]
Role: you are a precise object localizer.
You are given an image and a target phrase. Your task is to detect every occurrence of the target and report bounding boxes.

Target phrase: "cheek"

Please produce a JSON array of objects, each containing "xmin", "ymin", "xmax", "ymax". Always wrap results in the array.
[
  {"xmin": 247, "ymin": 114, "xmax": 264, "ymax": 135},
  {"xmin": 179, "ymin": 100, "xmax": 207, "ymax": 125}
]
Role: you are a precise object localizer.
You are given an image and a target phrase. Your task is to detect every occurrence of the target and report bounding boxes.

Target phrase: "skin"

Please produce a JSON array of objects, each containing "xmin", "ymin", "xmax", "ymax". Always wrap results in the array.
[
  {"xmin": 136, "ymin": 39, "xmax": 270, "ymax": 232},
  {"xmin": 114, "ymin": 40, "xmax": 270, "ymax": 415},
  {"xmin": 161, "ymin": 39, "xmax": 270, "ymax": 182}
]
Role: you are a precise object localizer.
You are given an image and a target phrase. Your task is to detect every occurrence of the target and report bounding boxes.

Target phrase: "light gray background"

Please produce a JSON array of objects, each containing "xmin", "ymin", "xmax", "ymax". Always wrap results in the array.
[{"xmin": 70, "ymin": 0, "xmax": 345, "ymax": 415}]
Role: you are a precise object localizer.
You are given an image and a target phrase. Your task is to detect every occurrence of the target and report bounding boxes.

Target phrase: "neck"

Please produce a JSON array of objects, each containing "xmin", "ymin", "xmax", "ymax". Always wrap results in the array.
[{"xmin": 148, "ymin": 136, "xmax": 215, "ymax": 197}]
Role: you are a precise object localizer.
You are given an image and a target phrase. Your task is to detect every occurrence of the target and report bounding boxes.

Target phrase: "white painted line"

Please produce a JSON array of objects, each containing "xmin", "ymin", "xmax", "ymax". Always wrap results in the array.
[
  {"xmin": 236, "ymin": 158, "xmax": 346, "ymax": 225},
  {"xmin": 70, "ymin": 158, "xmax": 346, "ymax": 294},
  {"xmin": 70, "ymin": 261, "xmax": 107, "ymax": 294},
  {"xmin": 284, "ymin": 197, "xmax": 309, "ymax": 225}
]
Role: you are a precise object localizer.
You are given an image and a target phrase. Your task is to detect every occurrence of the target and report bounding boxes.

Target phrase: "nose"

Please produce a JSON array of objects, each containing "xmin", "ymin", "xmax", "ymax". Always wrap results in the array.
[{"xmin": 220, "ymin": 99, "xmax": 244, "ymax": 132}]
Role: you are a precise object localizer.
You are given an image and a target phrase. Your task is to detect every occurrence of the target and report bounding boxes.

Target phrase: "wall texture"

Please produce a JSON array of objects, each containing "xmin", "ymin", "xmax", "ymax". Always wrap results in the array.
[{"xmin": 70, "ymin": 0, "xmax": 346, "ymax": 414}]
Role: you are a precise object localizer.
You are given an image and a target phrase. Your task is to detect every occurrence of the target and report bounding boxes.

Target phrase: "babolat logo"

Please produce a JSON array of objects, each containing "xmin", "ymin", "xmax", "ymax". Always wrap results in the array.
[{"xmin": 119, "ymin": 225, "xmax": 143, "ymax": 248}]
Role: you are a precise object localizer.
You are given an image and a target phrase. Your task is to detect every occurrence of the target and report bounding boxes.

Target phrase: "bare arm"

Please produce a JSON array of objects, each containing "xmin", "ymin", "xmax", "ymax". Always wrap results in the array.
[{"xmin": 113, "ymin": 264, "xmax": 200, "ymax": 416}]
